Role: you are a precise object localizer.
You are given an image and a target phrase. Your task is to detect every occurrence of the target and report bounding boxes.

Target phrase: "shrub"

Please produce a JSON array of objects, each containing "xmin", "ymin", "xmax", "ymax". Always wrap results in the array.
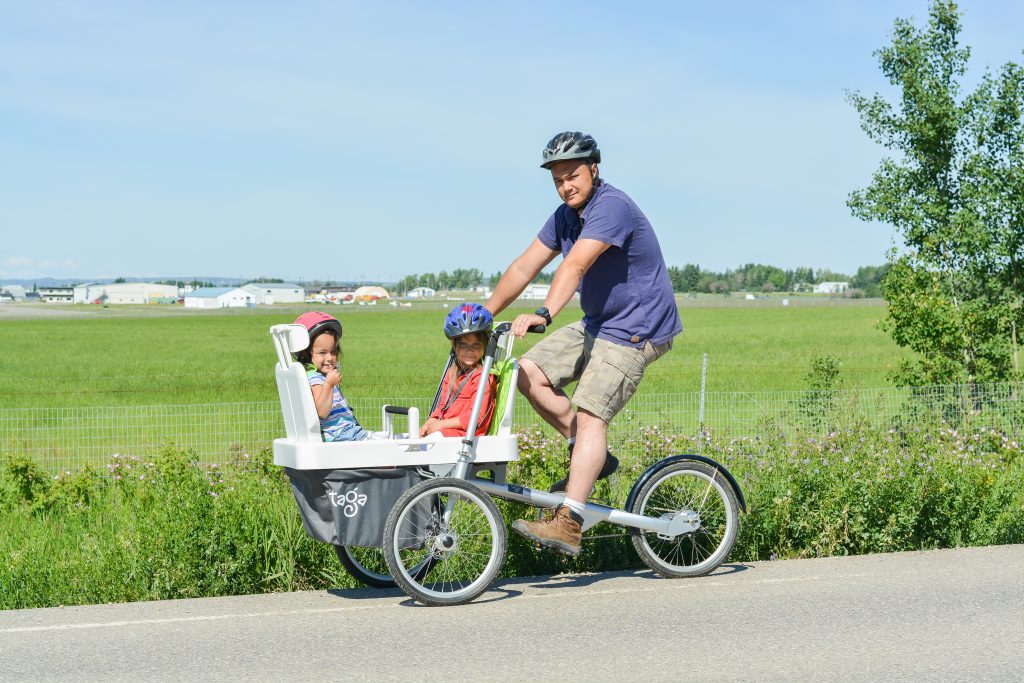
[{"xmin": 2, "ymin": 426, "xmax": 1021, "ymax": 609}]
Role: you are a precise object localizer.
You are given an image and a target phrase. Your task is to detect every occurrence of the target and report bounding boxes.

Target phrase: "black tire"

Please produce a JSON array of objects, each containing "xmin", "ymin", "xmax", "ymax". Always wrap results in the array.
[
  {"xmin": 335, "ymin": 542, "xmax": 438, "ymax": 589},
  {"xmin": 629, "ymin": 460, "xmax": 740, "ymax": 578},
  {"xmin": 334, "ymin": 546, "xmax": 396, "ymax": 589},
  {"xmin": 383, "ymin": 477, "xmax": 506, "ymax": 606}
]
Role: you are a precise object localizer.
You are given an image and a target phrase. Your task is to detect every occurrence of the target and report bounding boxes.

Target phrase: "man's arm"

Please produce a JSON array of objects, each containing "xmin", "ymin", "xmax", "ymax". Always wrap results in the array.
[
  {"xmin": 509, "ymin": 237, "xmax": 610, "ymax": 337},
  {"xmin": 485, "ymin": 238, "xmax": 559, "ymax": 316}
]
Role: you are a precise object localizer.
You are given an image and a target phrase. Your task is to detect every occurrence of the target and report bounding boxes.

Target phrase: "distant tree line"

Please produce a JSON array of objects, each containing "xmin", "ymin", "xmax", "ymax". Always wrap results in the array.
[
  {"xmin": 668, "ymin": 263, "xmax": 891, "ymax": 298},
  {"xmin": 396, "ymin": 268, "xmax": 487, "ymax": 293},
  {"xmin": 394, "ymin": 263, "xmax": 891, "ymax": 297}
]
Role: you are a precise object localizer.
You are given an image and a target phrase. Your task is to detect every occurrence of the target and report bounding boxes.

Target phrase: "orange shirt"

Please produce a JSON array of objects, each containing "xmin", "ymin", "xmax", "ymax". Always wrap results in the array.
[{"xmin": 429, "ymin": 366, "xmax": 498, "ymax": 436}]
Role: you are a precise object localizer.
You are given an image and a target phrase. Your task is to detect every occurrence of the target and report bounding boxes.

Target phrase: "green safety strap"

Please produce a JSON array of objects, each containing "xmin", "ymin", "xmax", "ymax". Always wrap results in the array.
[{"xmin": 487, "ymin": 357, "xmax": 516, "ymax": 436}]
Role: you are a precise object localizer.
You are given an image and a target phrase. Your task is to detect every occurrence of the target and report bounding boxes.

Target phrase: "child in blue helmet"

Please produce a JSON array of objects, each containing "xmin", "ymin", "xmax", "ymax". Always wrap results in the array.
[{"xmin": 419, "ymin": 303, "xmax": 498, "ymax": 438}]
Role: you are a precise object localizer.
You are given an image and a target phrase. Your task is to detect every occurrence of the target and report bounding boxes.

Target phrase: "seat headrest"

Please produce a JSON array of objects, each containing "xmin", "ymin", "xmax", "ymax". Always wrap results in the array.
[{"xmin": 270, "ymin": 324, "xmax": 311, "ymax": 367}]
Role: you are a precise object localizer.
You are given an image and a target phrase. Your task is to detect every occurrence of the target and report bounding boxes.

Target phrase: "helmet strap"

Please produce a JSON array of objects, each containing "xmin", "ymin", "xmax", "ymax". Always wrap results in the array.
[{"xmin": 577, "ymin": 163, "xmax": 600, "ymax": 214}]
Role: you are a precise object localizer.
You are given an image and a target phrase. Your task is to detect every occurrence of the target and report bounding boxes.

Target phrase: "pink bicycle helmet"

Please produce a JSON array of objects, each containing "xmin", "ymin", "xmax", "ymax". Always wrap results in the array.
[{"xmin": 294, "ymin": 311, "xmax": 342, "ymax": 344}]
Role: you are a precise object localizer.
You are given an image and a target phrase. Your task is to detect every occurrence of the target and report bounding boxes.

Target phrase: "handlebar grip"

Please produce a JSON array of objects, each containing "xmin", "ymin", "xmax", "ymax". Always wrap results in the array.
[
  {"xmin": 383, "ymin": 405, "xmax": 410, "ymax": 415},
  {"xmin": 527, "ymin": 324, "xmax": 546, "ymax": 334}
]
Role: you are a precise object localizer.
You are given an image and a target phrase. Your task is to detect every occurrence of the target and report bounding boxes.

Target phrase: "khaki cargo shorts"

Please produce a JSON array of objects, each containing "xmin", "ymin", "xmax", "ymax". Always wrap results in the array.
[{"xmin": 522, "ymin": 321, "xmax": 673, "ymax": 423}]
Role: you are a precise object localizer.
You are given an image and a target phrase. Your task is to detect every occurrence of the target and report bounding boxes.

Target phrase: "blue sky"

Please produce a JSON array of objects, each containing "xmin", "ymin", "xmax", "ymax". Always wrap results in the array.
[{"xmin": 2, "ymin": 1, "xmax": 1023, "ymax": 283}]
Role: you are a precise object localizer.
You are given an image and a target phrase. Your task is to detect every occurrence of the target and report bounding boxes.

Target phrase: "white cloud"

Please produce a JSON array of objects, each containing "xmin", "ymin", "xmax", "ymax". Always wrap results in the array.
[{"xmin": 0, "ymin": 256, "xmax": 77, "ymax": 279}]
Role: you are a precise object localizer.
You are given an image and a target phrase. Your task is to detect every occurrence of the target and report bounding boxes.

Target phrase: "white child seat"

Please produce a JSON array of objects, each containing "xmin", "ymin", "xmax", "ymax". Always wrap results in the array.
[{"xmin": 270, "ymin": 324, "xmax": 519, "ymax": 470}]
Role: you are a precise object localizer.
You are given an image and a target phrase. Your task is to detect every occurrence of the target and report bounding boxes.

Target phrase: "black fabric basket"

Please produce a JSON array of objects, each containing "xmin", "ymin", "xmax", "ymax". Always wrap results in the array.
[{"xmin": 285, "ymin": 467, "xmax": 428, "ymax": 547}]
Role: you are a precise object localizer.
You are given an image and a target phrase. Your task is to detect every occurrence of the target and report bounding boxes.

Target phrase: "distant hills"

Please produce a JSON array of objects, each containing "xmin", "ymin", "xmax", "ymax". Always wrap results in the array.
[{"xmin": 0, "ymin": 276, "xmax": 246, "ymax": 288}]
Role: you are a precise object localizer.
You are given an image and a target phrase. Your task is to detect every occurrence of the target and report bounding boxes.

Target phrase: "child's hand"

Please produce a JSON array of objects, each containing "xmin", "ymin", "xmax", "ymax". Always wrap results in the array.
[
  {"xmin": 323, "ymin": 366, "xmax": 342, "ymax": 387},
  {"xmin": 419, "ymin": 418, "xmax": 441, "ymax": 437}
]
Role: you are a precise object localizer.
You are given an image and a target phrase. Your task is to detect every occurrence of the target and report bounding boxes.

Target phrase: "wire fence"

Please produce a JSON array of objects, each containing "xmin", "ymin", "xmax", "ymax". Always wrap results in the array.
[{"xmin": 2, "ymin": 383, "xmax": 1021, "ymax": 473}]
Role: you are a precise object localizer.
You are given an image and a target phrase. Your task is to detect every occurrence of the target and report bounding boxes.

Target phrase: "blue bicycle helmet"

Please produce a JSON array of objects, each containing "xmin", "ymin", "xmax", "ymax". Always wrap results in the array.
[{"xmin": 443, "ymin": 303, "xmax": 493, "ymax": 339}]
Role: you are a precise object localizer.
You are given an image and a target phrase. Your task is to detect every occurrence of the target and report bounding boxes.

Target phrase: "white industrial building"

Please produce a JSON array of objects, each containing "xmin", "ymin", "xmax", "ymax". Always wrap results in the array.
[
  {"xmin": 519, "ymin": 284, "xmax": 550, "ymax": 300},
  {"xmin": 813, "ymin": 281, "xmax": 850, "ymax": 294},
  {"xmin": 241, "ymin": 282, "xmax": 305, "ymax": 305},
  {"xmin": 406, "ymin": 286, "xmax": 437, "ymax": 299},
  {"xmin": 183, "ymin": 287, "xmax": 254, "ymax": 309},
  {"xmin": 38, "ymin": 286, "xmax": 74, "ymax": 303},
  {"xmin": 73, "ymin": 282, "xmax": 179, "ymax": 305},
  {"xmin": 0, "ymin": 284, "xmax": 27, "ymax": 301}
]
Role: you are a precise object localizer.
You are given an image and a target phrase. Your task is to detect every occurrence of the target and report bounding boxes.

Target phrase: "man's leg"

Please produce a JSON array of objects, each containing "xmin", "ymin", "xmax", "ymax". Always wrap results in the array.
[
  {"xmin": 516, "ymin": 358, "xmax": 575, "ymax": 438},
  {"xmin": 563, "ymin": 409, "xmax": 607, "ymax": 503}
]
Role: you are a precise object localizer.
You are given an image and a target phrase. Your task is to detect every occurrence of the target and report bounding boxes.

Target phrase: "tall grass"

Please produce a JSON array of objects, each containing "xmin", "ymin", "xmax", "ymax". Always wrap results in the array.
[{"xmin": 3, "ymin": 424, "xmax": 1021, "ymax": 610}]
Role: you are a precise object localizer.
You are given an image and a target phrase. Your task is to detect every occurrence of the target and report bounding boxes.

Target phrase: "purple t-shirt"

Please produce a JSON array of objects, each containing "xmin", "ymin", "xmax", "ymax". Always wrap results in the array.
[{"xmin": 538, "ymin": 181, "xmax": 682, "ymax": 347}]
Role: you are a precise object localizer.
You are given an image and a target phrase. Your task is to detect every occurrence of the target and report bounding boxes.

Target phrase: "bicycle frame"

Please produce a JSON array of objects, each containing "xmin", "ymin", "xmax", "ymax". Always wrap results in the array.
[
  {"xmin": 435, "ymin": 321, "xmax": 704, "ymax": 538},
  {"xmin": 472, "ymin": 479, "xmax": 701, "ymax": 535}
]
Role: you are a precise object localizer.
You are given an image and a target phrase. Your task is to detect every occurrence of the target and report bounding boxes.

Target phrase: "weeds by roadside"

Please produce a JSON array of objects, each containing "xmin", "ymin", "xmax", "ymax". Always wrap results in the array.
[{"xmin": 2, "ymin": 426, "xmax": 1022, "ymax": 610}]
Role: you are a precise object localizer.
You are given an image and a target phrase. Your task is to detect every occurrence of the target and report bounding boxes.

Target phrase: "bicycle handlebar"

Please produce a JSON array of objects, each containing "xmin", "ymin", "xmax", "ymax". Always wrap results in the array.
[{"xmin": 486, "ymin": 322, "xmax": 545, "ymax": 358}]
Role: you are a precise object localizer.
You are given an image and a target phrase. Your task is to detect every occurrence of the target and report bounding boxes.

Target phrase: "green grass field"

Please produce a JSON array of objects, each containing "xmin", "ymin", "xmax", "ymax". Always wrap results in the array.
[{"xmin": 0, "ymin": 299, "xmax": 911, "ymax": 410}]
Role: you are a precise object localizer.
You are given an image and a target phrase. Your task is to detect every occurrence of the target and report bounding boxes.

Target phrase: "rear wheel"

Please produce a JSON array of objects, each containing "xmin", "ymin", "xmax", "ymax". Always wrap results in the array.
[
  {"xmin": 384, "ymin": 477, "xmax": 506, "ymax": 606},
  {"xmin": 334, "ymin": 546, "xmax": 395, "ymax": 589},
  {"xmin": 629, "ymin": 460, "xmax": 739, "ymax": 577}
]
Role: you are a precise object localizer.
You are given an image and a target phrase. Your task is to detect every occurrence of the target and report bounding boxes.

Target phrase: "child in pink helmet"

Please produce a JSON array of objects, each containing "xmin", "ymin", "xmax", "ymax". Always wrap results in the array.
[{"xmin": 293, "ymin": 311, "xmax": 368, "ymax": 442}]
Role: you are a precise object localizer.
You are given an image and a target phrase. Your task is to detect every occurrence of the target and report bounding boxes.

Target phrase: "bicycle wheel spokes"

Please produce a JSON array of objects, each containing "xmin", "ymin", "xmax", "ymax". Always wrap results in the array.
[
  {"xmin": 335, "ymin": 546, "xmax": 393, "ymax": 588},
  {"xmin": 630, "ymin": 461, "xmax": 739, "ymax": 578},
  {"xmin": 385, "ymin": 478, "xmax": 506, "ymax": 606}
]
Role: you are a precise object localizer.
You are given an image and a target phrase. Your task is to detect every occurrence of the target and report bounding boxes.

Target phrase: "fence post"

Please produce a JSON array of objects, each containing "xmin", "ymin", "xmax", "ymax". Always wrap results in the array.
[{"xmin": 698, "ymin": 352, "xmax": 708, "ymax": 452}]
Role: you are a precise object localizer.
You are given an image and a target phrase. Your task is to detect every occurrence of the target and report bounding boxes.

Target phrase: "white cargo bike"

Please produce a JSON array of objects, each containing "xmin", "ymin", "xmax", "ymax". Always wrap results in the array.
[{"xmin": 270, "ymin": 321, "xmax": 745, "ymax": 606}]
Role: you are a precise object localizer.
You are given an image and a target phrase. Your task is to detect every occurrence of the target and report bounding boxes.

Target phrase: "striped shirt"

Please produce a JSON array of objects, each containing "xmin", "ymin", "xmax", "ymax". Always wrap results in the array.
[{"xmin": 306, "ymin": 368, "xmax": 368, "ymax": 442}]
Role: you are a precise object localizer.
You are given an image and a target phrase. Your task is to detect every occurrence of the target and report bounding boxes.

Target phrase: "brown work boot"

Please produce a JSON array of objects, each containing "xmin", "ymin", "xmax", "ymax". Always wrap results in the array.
[{"xmin": 512, "ymin": 505, "xmax": 583, "ymax": 556}]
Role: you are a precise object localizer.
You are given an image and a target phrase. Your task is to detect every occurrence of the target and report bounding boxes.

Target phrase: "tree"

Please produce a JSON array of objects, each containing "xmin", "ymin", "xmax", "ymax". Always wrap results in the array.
[
  {"xmin": 848, "ymin": 1, "xmax": 1024, "ymax": 384},
  {"xmin": 850, "ymin": 264, "xmax": 891, "ymax": 298}
]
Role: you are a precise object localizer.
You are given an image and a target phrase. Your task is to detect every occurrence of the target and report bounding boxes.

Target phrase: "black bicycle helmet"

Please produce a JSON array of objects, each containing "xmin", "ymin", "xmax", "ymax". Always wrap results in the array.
[{"xmin": 540, "ymin": 131, "xmax": 601, "ymax": 169}]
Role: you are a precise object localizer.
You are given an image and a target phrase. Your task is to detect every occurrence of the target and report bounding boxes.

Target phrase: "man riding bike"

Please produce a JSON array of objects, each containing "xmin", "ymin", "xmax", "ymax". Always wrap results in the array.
[{"xmin": 485, "ymin": 131, "xmax": 681, "ymax": 556}]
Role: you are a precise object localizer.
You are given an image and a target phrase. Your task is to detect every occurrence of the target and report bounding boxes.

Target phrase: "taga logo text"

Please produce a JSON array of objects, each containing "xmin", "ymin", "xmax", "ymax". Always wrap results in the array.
[{"xmin": 328, "ymin": 489, "xmax": 368, "ymax": 518}]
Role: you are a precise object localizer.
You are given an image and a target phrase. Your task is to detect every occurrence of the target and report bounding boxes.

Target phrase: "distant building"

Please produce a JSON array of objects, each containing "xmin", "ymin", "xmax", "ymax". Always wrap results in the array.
[
  {"xmin": 242, "ymin": 282, "xmax": 305, "ymax": 305},
  {"xmin": 406, "ymin": 286, "xmax": 437, "ymax": 299},
  {"xmin": 353, "ymin": 285, "xmax": 390, "ymax": 301},
  {"xmin": 38, "ymin": 286, "xmax": 74, "ymax": 303},
  {"xmin": 0, "ymin": 284, "xmax": 27, "ymax": 301},
  {"xmin": 519, "ymin": 284, "xmax": 550, "ymax": 300},
  {"xmin": 73, "ymin": 282, "xmax": 179, "ymax": 305},
  {"xmin": 813, "ymin": 281, "xmax": 849, "ymax": 294},
  {"xmin": 183, "ymin": 287, "xmax": 254, "ymax": 309}
]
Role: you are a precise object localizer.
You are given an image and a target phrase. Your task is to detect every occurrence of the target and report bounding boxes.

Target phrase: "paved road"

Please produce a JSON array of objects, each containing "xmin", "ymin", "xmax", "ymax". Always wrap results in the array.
[{"xmin": 2, "ymin": 545, "xmax": 1022, "ymax": 682}]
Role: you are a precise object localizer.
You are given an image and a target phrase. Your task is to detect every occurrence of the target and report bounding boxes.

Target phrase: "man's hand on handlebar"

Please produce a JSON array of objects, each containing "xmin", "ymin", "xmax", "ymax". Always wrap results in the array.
[{"xmin": 511, "ymin": 313, "xmax": 547, "ymax": 338}]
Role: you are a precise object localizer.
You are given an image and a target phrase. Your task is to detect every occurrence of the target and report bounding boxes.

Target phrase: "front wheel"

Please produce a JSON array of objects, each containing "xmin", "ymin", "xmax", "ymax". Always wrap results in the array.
[
  {"xmin": 629, "ymin": 460, "xmax": 739, "ymax": 578},
  {"xmin": 383, "ymin": 477, "xmax": 506, "ymax": 606}
]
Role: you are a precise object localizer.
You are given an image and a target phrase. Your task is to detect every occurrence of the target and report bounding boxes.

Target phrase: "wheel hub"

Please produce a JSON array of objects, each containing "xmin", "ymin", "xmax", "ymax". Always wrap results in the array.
[
  {"xmin": 657, "ymin": 510, "xmax": 701, "ymax": 540},
  {"xmin": 433, "ymin": 532, "xmax": 458, "ymax": 553}
]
